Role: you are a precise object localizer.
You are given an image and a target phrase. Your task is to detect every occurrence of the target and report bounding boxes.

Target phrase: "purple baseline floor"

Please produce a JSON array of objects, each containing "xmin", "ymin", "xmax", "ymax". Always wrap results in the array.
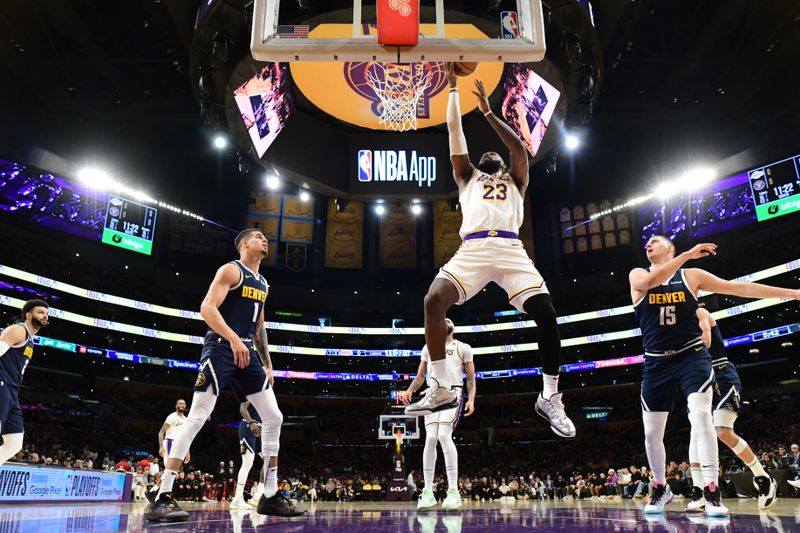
[{"xmin": 0, "ymin": 499, "xmax": 796, "ymax": 532}]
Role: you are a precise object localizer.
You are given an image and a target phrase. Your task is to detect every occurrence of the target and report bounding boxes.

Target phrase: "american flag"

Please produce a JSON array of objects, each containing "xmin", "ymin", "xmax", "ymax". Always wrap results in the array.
[{"xmin": 277, "ymin": 24, "xmax": 309, "ymax": 38}]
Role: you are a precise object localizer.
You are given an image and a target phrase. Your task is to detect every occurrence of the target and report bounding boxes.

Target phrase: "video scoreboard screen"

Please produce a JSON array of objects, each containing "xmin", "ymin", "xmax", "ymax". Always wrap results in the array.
[
  {"xmin": 101, "ymin": 195, "xmax": 157, "ymax": 255},
  {"xmin": 748, "ymin": 154, "xmax": 800, "ymax": 221}
]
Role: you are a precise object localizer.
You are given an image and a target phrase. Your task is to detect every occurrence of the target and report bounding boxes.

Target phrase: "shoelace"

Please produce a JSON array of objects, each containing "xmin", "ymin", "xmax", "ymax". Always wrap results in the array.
[{"xmin": 650, "ymin": 486, "xmax": 665, "ymax": 505}]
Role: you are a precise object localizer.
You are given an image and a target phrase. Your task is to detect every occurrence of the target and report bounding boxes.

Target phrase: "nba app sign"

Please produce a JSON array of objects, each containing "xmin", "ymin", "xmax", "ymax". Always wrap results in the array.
[{"xmin": 358, "ymin": 150, "xmax": 436, "ymax": 188}]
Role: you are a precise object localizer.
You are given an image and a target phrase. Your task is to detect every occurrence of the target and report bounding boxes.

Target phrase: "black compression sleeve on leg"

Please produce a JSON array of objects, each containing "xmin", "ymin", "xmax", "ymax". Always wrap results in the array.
[{"xmin": 523, "ymin": 293, "xmax": 561, "ymax": 375}]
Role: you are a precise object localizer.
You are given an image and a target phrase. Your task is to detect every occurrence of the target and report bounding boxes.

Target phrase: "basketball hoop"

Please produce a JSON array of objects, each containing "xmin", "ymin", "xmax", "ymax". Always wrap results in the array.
[
  {"xmin": 393, "ymin": 426, "xmax": 406, "ymax": 454},
  {"xmin": 365, "ymin": 62, "xmax": 434, "ymax": 131}
]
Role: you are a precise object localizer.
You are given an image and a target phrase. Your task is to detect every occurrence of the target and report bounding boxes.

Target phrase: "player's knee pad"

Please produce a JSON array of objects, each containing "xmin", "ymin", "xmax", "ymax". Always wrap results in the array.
[
  {"xmin": 247, "ymin": 389, "xmax": 283, "ymax": 426},
  {"xmin": 641, "ymin": 411, "xmax": 668, "ymax": 439},
  {"xmin": 687, "ymin": 391, "xmax": 713, "ymax": 427},
  {"xmin": 0, "ymin": 433, "xmax": 23, "ymax": 464},
  {"xmin": 730, "ymin": 436, "xmax": 748, "ymax": 455},
  {"xmin": 169, "ymin": 391, "xmax": 216, "ymax": 460},
  {"xmin": 436, "ymin": 424, "xmax": 454, "ymax": 445}
]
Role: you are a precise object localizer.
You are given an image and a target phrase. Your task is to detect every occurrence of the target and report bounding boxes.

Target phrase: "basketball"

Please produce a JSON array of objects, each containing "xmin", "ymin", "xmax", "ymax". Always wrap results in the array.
[{"xmin": 453, "ymin": 62, "xmax": 479, "ymax": 77}]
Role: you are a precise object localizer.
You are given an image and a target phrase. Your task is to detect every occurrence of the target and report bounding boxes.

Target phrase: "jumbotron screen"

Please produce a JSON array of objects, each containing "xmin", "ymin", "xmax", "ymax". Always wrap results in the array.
[
  {"xmin": 501, "ymin": 64, "xmax": 561, "ymax": 158},
  {"xmin": 233, "ymin": 63, "xmax": 295, "ymax": 158}
]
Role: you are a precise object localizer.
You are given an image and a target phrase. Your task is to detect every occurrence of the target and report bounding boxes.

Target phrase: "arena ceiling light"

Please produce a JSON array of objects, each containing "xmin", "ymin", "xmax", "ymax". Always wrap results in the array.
[
  {"xmin": 375, "ymin": 203, "xmax": 386, "ymax": 216},
  {"xmin": 299, "ymin": 189, "xmax": 310, "ymax": 202},
  {"xmin": 411, "ymin": 203, "xmax": 422, "ymax": 215},
  {"xmin": 564, "ymin": 133, "xmax": 580, "ymax": 151},
  {"xmin": 213, "ymin": 134, "xmax": 227, "ymax": 149},
  {"xmin": 77, "ymin": 167, "xmax": 114, "ymax": 189},
  {"xmin": 266, "ymin": 174, "xmax": 281, "ymax": 190}
]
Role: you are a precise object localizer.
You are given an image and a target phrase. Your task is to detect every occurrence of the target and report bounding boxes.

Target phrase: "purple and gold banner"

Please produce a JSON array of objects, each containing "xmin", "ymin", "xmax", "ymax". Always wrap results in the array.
[
  {"xmin": 250, "ymin": 191, "xmax": 281, "ymax": 216},
  {"xmin": 433, "ymin": 200, "xmax": 463, "ymax": 268},
  {"xmin": 244, "ymin": 212, "xmax": 279, "ymax": 241},
  {"xmin": 325, "ymin": 200, "xmax": 363, "ymax": 269},
  {"xmin": 380, "ymin": 204, "xmax": 416, "ymax": 269},
  {"xmin": 280, "ymin": 218, "xmax": 314, "ymax": 244},
  {"xmin": 282, "ymin": 195, "xmax": 314, "ymax": 219}
]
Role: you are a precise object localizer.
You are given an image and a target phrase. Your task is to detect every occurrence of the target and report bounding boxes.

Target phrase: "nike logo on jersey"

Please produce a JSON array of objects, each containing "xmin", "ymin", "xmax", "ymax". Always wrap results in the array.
[
  {"xmin": 245, "ymin": 275, "xmax": 253, "ymax": 279},
  {"xmin": 694, "ymin": 346, "xmax": 703, "ymax": 352}
]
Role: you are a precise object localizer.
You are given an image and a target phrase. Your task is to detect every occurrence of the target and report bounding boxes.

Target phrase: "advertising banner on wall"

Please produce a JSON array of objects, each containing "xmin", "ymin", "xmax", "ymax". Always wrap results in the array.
[{"xmin": 0, "ymin": 463, "xmax": 130, "ymax": 503}]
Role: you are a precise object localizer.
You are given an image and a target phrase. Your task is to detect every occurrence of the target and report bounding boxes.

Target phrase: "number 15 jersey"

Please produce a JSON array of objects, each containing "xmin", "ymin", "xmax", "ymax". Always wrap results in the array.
[
  {"xmin": 458, "ymin": 169, "xmax": 524, "ymax": 238},
  {"xmin": 633, "ymin": 269, "xmax": 703, "ymax": 356}
]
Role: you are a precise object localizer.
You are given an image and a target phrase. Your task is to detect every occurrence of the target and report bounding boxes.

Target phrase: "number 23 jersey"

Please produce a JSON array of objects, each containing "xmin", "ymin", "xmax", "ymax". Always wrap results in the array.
[
  {"xmin": 633, "ymin": 269, "xmax": 703, "ymax": 356},
  {"xmin": 458, "ymin": 169, "xmax": 524, "ymax": 238}
]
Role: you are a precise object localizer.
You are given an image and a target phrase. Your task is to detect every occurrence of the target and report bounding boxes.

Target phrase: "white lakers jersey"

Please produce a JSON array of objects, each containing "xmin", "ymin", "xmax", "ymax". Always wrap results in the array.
[
  {"xmin": 458, "ymin": 168, "xmax": 524, "ymax": 238},
  {"xmin": 163, "ymin": 412, "xmax": 186, "ymax": 440},
  {"xmin": 421, "ymin": 339, "xmax": 474, "ymax": 388}
]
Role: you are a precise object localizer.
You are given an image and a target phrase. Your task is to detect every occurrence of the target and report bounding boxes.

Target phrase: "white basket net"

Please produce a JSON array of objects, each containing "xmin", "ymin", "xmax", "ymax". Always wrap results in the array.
[{"xmin": 366, "ymin": 62, "xmax": 433, "ymax": 131}]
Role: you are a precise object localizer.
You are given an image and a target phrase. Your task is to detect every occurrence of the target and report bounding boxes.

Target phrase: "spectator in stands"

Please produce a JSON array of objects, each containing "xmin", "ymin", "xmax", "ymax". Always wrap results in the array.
[
  {"xmin": 790, "ymin": 444, "xmax": 800, "ymax": 467},
  {"xmin": 604, "ymin": 469, "xmax": 618, "ymax": 497}
]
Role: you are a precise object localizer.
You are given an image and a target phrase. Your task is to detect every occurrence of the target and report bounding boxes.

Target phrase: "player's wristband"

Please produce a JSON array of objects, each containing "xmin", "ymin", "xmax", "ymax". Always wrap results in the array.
[
  {"xmin": 449, "ymin": 87, "xmax": 458, "ymax": 93},
  {"xmin": 484, "ymin": 110, "xmax": 494, "ymax": 117}
]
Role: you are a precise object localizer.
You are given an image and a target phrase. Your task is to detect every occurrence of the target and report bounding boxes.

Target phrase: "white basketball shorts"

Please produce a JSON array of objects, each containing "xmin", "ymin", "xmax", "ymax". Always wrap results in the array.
[{"xmin": 437, "ymin": 238, "xmax": 548, "ymax": 312}]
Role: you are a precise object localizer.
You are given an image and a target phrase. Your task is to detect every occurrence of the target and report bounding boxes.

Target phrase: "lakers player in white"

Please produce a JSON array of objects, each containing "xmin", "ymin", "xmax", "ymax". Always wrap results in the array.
[
  {"xmin": 401, "ymin": 319, "xmax": 475, "ymax": 510},
  {"xmin": 149, "ymin": 399, "xmax": 190, "ymax": 501},
  {"xmin": 406, "ymin": 66, "xmax": 575, "ymax": 439}
]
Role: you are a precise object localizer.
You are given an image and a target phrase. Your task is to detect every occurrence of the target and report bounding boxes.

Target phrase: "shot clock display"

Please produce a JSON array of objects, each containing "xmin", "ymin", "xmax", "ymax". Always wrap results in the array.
[
  {"xmin": 748, "ymin": 154, "xmax": 800, "ymax": 221},
  {"xmin": 101, "ymin": 195, "xmax": 157, "ymax": 255}
]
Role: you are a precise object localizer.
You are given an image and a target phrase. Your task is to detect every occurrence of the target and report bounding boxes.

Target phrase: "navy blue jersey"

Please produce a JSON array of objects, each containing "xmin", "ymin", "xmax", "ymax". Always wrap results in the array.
[
  {"xmin": 0, "ymin": 324, "xmax": 33, "ymax": 389},
  {"xmin": 215, "ymin": 260, "xmax": 269, "ymax": 339},
  {"xmin": 634, "ymin": 269, "xmax": 703, "ymax": 355},
  {"xmin": 709, "ymin": 325, "xmax": 727, "ymax": 364}
]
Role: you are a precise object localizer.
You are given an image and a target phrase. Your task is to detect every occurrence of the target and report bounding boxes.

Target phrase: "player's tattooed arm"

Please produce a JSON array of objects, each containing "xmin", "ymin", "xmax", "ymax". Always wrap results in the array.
[
  {"xmin": 408, "ymin": 372, "xmax": 426, "ymax": 393},
  {"xmin": 254, "ymin": 325, "xmax": 271, "ymax": 369}
]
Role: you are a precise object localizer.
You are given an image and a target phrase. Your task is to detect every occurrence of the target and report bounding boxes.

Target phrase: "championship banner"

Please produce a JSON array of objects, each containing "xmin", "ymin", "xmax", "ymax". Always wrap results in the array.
[
  {"xmin": 433, "ymin": 200, "xmax": 463, "ymax": 268},
  {"xmin": 324, "ymin": 199, "xmax": 363, "ymax": 268},
  {"xmin": 0, "ymin": 463, "xmax": 130, "ymax": 502},
  {"xmin": 286, "ymin": 243, "xmax": 307, "ymax": 272},
  {"xmin": 244, "ymin": 212, "xmax": 279, "ymax": 241},
  {"xmin": 380, "ymin": 204, "xmax": 416, "ymax": 269},
  {"xmin": 280, "ymin": 218, "xmax": 314, "ymax": 244},
  {"xmin": 282, "ymin": 195, "xmax": 314, "ymax": 219},
  {"xmin": 250, "ymin": 191, "xmax": 281, "ymax": 215}
]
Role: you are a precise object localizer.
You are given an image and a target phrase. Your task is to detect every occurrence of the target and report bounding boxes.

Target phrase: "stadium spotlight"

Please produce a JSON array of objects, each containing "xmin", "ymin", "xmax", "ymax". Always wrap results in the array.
[
  {"xmin": 375, "ymin": 203, "xmax": 386, "ymax": 216},
  {"xmin": 266, "ymin": 174, "xmax": 280, "ymax": 190},
  {"xmin": 299, "ymin": 189, "xmax": 310, "ymax": 202},
  {"xmin": 77, "ymin": 167, "xmax": 113, "ymax": 189},
  {"xmin": 564, "ymin": 133, "xmax": 580, "ymax": 151},
  {"xmin": 411, "ymin": 203, "xmax": 422, "ymax": 215},
  {"xmin": 213, "ymin": 134, "xmax": 227, "ymax": 149}
]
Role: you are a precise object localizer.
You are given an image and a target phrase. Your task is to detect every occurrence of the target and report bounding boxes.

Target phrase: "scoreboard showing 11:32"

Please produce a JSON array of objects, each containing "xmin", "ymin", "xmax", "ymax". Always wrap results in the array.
[{"xmin": 101, "ymin": 195, "xmax": 158, "ymax": 255}]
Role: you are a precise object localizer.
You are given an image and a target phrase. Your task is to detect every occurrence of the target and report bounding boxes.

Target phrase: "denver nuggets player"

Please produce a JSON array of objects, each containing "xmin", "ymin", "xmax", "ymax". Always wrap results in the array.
[
  {"xmin": 685, "ymin": 304, "xmax": 777, "ymax": 511},
  {"xmin": 147, "ymin": 229, "xmax": 304, "ymax": 521},
  {"xmin": 630, "ymin": 236, "xmax": 799, "ymax": 517},
  {"xmin": 401, "ymin": 318, "xmax": 474, "ymax": 510},
  {"xmin": 0, "ymin": 299, "xmax": 48, "ymax": 466},
  {"xmin": 406, "ymin": 65, "xmax": 575, "ymax": 440}
]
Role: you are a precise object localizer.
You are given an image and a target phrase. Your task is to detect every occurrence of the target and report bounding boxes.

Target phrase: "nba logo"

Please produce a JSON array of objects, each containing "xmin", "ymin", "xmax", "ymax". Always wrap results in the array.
[
  {"xmin": 500, "ymin": 11, "xmax": 519, "ymax": 39},
  {"xmin": 358, "ymin": 150, "xmax": 372, "ymax": 182}
]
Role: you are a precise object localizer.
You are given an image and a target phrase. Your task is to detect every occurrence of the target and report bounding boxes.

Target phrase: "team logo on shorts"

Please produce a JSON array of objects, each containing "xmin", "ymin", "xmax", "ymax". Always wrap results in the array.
[{"xmin": 195, "ymin": 371, "xmax": 206, "ymax": 387}]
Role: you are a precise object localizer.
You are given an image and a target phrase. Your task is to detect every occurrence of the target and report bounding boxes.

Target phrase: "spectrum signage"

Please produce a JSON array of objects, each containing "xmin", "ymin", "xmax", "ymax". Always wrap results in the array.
[{"xmin": 357, "ymin": 150, "xmax": 437, "ymax": 188}]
